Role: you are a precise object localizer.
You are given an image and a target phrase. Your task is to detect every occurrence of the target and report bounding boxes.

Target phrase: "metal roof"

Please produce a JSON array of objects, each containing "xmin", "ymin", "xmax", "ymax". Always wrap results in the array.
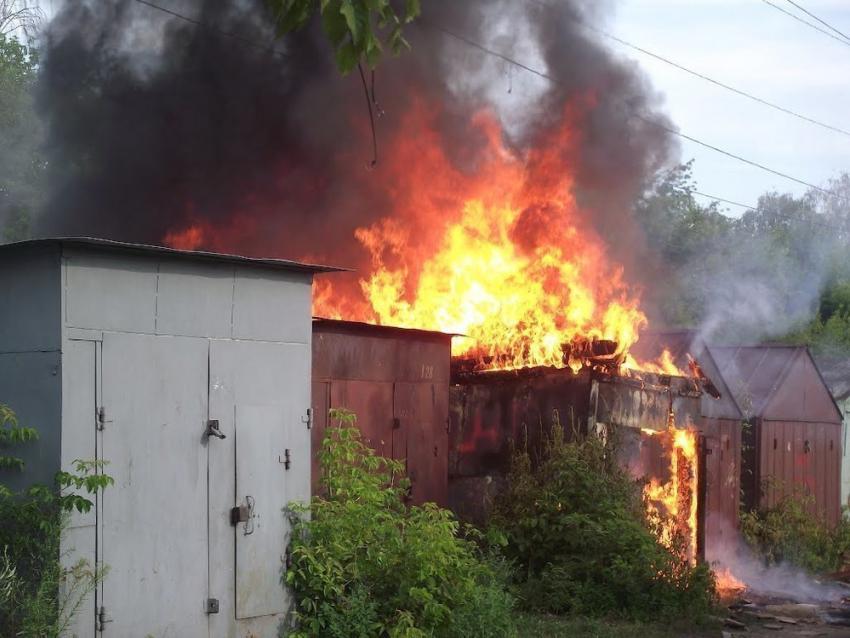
[
  {"xmin": 711, "ymin": 344, "xmax": 843, "ymax": 421},
  {"xmin": 312, "ymin": 317, "xmax": 457, "ymax": 340},
  {"xmin": 0, "ymin": 237, "xmax": 346, "ymax": 274},
  {"xmin": 813, "ymin": 356, "xmax": 850, "ymax": 402},
  {"xmin": 631, "ymin": 330, "xmax": 742, "ymax": 420}
]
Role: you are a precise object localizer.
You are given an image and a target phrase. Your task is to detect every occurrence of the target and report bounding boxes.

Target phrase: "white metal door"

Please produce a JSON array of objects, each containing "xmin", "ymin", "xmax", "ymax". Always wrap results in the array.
[
  {"xmin": 234, "ymin": 405, "xmax": 289, "ymax": 619},
  {"xmin": 60, "ymin": 339, "xmax": 100, "ymax": 638},
  {"xmin": 100, "ymin": 333, "xmax": 210, "ymax": 637},
  {"xmin": 208, "ymin": 340, "xmax": 311, "ymax": 635}
]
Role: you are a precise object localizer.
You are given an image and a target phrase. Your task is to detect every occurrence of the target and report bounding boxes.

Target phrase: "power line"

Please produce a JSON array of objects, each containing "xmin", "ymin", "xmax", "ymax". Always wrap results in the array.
[
  {"xmin": 783, "ymin": 0, "xmax": 850, "ymax": 43},
  {"xmin": 692, "ymin": 190, "xmax": 847, "ymax": 233},
  {"xmin": 435, "ymin": 24, "xmax": 846, "ymax": 202},
  {"xmin": 758, "ymin": 0, "xmax": 850, "ymax": 48},
  {"xmin": 132, "ymin": 0, "xmax": 849, "ymax": 204},
  {"xmin": 578, "ymin": 22, "xmax": 850, "ymax": 138},
  {"xmin": 130, "ymin": 0, "xmax": 287, "ymax": 58}
]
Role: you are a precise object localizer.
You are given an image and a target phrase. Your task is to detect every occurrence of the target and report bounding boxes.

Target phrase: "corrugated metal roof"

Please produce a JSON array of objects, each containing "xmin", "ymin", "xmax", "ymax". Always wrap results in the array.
[
  {"xmin": 711, "ymin": 345, "xmax": 843, "ymax": 421},
  {"xmin": 0, "ymin": 237, "xmax": 347, "ymax": 274},
  {"xmin": 312, "ymin": 317, "xmax": 457, "ymax": 340},
  {"xmin": 710, "ymin": 345, "xmax": 802, "ymax": 416},
  {"xmin": 631, "ymin": 330, "xmax": 742, "ymax": 419},
  {"xmin": 813, "ymin": 356, "xmax": 850, "ymax": 401}
]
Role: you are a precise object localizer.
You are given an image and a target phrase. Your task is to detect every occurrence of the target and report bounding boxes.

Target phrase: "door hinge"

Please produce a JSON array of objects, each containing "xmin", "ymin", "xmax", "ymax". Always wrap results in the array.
[
  {"xmin": 97, "ymin": 407, "xmax": 112, "ymax": 431},
  {"xmin": 204, "ymin": 598, "xmax": 220, "ymax": 614},
  {"xmin": 97, "ymin": 605, "xmax": 113, "ymax": 630},
  {"xmin": 301, "ymin": 408, "xmax": 313, "ymax": 430}
]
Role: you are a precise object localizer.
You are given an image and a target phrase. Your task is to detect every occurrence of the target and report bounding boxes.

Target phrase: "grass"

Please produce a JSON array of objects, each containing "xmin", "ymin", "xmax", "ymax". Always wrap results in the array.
[{"xmin": 515, "ymin": 615, "xmax": 721, "ymax": 638}]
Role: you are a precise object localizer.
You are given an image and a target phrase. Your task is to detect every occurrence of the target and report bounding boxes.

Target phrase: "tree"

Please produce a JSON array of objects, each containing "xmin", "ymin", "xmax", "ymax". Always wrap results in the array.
[
  {"xmin": 266, "ymin": 0, "xmax": 420, "ymax": 74},
  {"xmin": 0, "ymin": 32, "xmax": 42, "ymax": 242},
  {"xmin": 0, "ymin": 0, "xmax": 42, "ymax": 39}
]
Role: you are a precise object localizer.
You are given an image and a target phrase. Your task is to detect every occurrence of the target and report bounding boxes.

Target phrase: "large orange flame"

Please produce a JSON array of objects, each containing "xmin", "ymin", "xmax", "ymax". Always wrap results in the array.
[
  {"xmin": 162, "ymin": 96, "xmax": 679, "ymax": 374},
  {"xmin": 310, "ymin": 100, "xmax": 672, "ymax": 373}
]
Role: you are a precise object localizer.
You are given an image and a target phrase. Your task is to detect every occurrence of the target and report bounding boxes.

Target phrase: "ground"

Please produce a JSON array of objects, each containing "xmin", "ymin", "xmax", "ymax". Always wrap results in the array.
[{"xmin": 515, "ymin": 615, "xmax": 850, "ymax": 637}]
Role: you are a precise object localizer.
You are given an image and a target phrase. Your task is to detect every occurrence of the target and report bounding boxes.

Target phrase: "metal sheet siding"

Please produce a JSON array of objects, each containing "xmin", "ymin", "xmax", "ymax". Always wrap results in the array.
[
  {"xmin": 64, "ymin": 249, "xmax": 160, "ymax": 334},
  {"xmin": 58, "ymin": 339, "xmax": 98, "ymax": 638},
  {"xmin": 0, "ymin": 351, "xmax": 62, "ymax": 492},
  {"xmin": 232, "ymin": 269, "xmax": 312, "ymax": 343},
  {"xmin": 765, "ymin": 352, "xmax": 844, "ymax": 424},
  {"xmin": 208, "ymin": 338, "xmax": 312, "ymax": 638},
  {"xmin": 0, "ymin": 244, "xmax": 61, "ymax": 353},
  {"xmin": 311, "ymin": 322, "xmax": 452, "ymax": 506},
  {"xmin": 155, "ymin": 261, "xmax": 236, "ymax": 337},
  {"xmin": 100, "ymin": 332, "xmax": 210, "ymax": 638},
  {"xmin": 447, "ymin": 369, "xmax": 704, "ymax": 528},
  {"xmin": 702, "ymin": 417, "xmax": 741, "ymax": 560},
  {"xmin": 758, "ymin": 419, "xmax": 842, "ymax": 524}
]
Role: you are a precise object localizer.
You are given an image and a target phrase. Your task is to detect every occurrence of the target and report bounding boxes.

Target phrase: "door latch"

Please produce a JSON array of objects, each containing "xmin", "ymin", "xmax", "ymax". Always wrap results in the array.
[
  {"xmin": 204, "ymin": 598, "xmax": 220, "ymax": 614},
  {"xmin": 301, "ymin": 408, "xmax": 313, "ymax": 430},
  {"xmin": 97, "ymin": 605, "xmax": 113, "ymax": 630},
  {"xmin": 205, "ymin": 420, "xmax": 226, "ymax": 440},
  {"xmin": 230, "ymin": 505, "xmax": 250, "ymax": 525}
]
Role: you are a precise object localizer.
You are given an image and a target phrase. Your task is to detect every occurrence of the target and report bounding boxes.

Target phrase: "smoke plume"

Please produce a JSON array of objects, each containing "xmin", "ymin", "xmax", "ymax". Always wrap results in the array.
[{"xmin": 36, "ymin": 0, "xmax": 675, "ymax": 286}]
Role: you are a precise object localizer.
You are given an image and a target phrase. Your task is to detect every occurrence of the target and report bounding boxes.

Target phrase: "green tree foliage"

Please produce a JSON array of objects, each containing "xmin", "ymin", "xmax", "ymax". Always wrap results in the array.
[
  {"xmin": 638, "ymin": 162, "xmax": 850, "ymax": 353},
  {"xmin": 488, "ymin": 418, "xmax": 716, "ymax": 620},
  {"xmin": 0, "ymin": 32, "xmax": 43, "ymax": 242},
  {"xmin": 267, "ymin": 0, "xmax": 420, "ymax": 74},
  {"xmin": 286, "ymin": 409, "xmax": 515, "ymax": 638},
  {"xmin": 0, "ymin": 404, "xmax": 113, "ymax": 636}
]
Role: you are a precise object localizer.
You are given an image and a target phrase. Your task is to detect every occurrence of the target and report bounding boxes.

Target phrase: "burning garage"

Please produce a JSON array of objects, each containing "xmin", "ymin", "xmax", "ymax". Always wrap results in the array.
[{"xmin": 632, "ymin": 331, "xmax": 744, "ymax": 558}]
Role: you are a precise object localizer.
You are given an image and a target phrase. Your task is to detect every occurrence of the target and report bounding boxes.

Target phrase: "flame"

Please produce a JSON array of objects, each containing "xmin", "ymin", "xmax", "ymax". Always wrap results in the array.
[
  {"xmin": 714, "ymin": 566, "xmax": 747, "ymax": 598},
  {"xmin": 309, "ymin": 99, "xmax": 672, "ymax": 373},
  {"xmin": 643, "ymin": 420, "xmax": 700, "ymax": 566},
  {"xmin": 164, "ymin": 224, "xmax": 205, "ymax": 251}
]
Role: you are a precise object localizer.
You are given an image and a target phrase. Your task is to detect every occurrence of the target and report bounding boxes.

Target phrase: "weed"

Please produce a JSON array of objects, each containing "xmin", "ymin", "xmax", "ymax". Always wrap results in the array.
[
  {"xmin": 740, "ymin": 483, "xmax": 850, "ymax": 573},
  {"xmin": 285, "ymin": 408, "xmax": 516, "ymax": 638},
  {"xmin": 488, "ymin": 416, "xmax": 716, "ymax": 621},
  {"xmin": 0, "ymin": 403, "xmax": 112, "ymax": 637}
]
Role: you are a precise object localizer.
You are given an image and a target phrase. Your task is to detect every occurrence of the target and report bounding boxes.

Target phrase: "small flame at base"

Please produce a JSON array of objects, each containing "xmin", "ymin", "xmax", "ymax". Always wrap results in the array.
[{"xmin": 714, "ymin": 566, "xmax": 747, "ymax": 598}]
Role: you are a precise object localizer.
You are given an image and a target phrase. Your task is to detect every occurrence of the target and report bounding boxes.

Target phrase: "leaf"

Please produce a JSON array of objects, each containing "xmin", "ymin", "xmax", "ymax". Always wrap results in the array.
[
  {"xmin": 334, "ymin": 42, "xmax": 360, "ymax": 75},
  {"xmin": 321, "ymin": 2, "xmax": 349, "ymax": 46},
  {"xmin": 339, "ymin": 0, "xmax": 360, "ymax": 44},
  {"xmin": 405, "ymin": 0, "xmax": 420, "ymax": 23},
  {"xmin": 364, "ymin": 33, "xmax": 383, "ymax": 68}
]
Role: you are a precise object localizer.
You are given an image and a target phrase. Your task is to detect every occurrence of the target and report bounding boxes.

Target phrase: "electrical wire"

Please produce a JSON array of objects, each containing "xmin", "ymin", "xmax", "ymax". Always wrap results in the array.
[
  {"xmin": 577, "ymin": 22, "xmax": 850, "ymax": 138},
  {"xmin": 758, "ymin": 0, "xmax": 850, "ymax": 48},
  {"xmin": 435, "ymin": 23, "xmax": 847, "ymax": 203},
  {"xmin": 783, "ymin": 0, "xmax": 850, "ymax": 43},
  {"xmin": 131, "ymin": 0, "xmax": 850, "ymax": 204},
  {"xmin": 692, "ymin": 190, "xmax": 848, "ymax": 233},
  {"xmin": 130, "ymin": 0, "xmax": 288, "ymax": 58}
]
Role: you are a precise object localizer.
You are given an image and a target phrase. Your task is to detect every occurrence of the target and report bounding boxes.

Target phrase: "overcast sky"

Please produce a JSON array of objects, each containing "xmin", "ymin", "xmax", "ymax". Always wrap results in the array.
[{"xmin": 613, "ymin": 0, "xmax": 850, "ymax": 213}]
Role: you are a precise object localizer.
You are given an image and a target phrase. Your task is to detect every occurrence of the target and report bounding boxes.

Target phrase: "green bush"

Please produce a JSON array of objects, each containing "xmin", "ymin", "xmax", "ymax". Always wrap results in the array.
[
  {"xmin": 0, "ymin": 404, "xmax": 112, "ymax": 637},
  {"xmin": 488, "ymin": 417, "xmax": 716, "ymax": 621},
  {"xmin": 285, "ymin": 409, "xmax": 516, "ymax": 638},
  {"xmin": 740, "ymin": 484, "xmax": 850, "ymax": 573}
]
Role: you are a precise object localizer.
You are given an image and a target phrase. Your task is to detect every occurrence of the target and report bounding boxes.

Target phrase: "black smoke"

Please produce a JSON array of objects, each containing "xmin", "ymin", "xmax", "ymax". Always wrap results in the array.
[{"xmin": 36, "ymin": 0, "xmax": 676, "ymax": 275}]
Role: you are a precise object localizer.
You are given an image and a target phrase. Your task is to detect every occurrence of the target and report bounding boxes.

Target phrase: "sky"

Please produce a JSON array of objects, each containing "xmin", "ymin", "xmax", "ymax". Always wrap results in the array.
[{"xmin": 613, "ymin": 0, "xmax": 850, "ymax": 213}]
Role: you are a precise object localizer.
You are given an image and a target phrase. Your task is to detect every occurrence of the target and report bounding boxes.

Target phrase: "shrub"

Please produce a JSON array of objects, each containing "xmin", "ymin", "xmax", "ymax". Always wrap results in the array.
[
  {"xmin": 0, "ymin": 404, "xmax": 112, "ymax": 637},
  {"xmin": 488, "ymin": 417, "xmax": 716, "ymax": 621},
  {"xmin": 740, "ymin": 484, "xmax": 850, "ymax": 573},
  {"xmin": 285, "ymin": 409, "xmax": 516, "ymax": 638}
]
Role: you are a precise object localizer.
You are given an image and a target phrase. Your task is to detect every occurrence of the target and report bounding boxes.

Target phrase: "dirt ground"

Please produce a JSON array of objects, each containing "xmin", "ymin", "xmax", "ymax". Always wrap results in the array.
[{"xmin": 723, "ymin": 603, "xmax": 850, "ymax": 638}]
